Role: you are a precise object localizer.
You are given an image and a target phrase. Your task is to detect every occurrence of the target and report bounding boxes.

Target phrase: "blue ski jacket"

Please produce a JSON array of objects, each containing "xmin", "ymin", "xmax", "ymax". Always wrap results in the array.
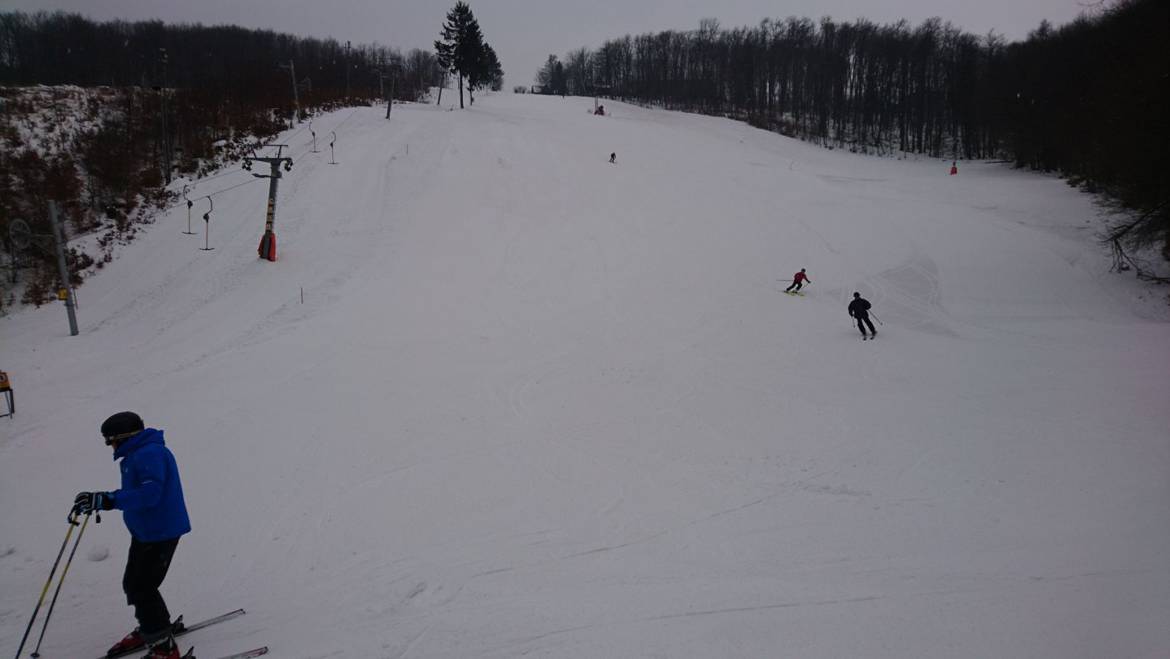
[{"xmin": 111, "ymin": 428, "xmax": 191, "ymax": 542}]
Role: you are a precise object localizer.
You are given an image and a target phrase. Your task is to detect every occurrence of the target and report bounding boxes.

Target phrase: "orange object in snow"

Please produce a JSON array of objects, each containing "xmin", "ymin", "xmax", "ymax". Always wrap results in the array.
[{"xmin": 258, "ymin": 233, "xmax": 277, "ymax": 261}]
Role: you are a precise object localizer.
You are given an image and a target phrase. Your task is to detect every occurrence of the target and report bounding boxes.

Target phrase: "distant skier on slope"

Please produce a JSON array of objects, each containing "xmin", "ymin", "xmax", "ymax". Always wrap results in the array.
[
  {"xmin": 72, "ymin": 412, "xmax": 191, "ymax": 659},
  {"xmin": 848, "ymin": 292, "xmax": 877, "ymax": 339},
  {"xmin": 609, "ymin": 152, "xmax": 616, "ymax": 163},
  {"xmin": 785, "ymin": 268, "xmax": 811, "ymax": 294},
  {"xmin": 950, "ymin": 161, "xmax": 958, "ymax": 175}
]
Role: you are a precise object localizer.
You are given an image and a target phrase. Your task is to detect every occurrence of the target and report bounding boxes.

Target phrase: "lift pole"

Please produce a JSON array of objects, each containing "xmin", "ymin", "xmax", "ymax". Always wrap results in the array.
[
  {"xmin": 47, "ymin": 201, "xmax": 79, "ymax": 336},
  {"xmin": 245, "ymin": 146, "xmax": 293, "ymax": 262},
  {"xmin": 280, "ymin": 61, "xmax": 300, "ymax": 125}
]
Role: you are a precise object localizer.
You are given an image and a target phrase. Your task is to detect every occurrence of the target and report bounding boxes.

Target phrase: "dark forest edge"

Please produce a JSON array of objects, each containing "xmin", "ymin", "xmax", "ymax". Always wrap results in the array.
[
  {"xmin": 532, "ymin": 0, "xmax": 1168, "ymax": 282},
  {"xmin": 0, "ymin": 11, "xmax": 447, "ymax": 309}
]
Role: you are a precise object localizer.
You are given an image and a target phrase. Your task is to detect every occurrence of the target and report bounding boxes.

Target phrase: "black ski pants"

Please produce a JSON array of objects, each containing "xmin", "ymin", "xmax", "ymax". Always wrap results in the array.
[
  {"xmin": 123, "ymin": 537, "xmax": 180, "ymax": 639},
  {"xmin": 855, "ymin": 315, "xmax": 875, "ymax": 336},
  {"xmin": 786, "ymin": 280, "xmax": 804, "ymax": 292}
]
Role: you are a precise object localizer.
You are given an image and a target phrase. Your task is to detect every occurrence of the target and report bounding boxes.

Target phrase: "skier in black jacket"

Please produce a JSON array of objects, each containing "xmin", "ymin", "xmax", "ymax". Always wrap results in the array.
[{"xmin": 848, "ymin": 292, "xmax": 876, "ymax": 338}]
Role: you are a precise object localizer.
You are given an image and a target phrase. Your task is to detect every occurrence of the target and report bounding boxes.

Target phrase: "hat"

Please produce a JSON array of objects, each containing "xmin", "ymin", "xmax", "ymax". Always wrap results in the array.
[
  {"xmin": 101, "ymin": 411, "xmax": 144, "ymax": 439},
  {"xmin": 853, "ymin": 292, "xmax": 861, "ymax": 297}
]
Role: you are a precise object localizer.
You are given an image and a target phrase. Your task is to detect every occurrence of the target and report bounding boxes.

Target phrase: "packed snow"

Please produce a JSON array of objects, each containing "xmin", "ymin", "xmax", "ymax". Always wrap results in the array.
[{"xmin": 2, "ymin": 93, "xmax": 1168, "ymax": 659}]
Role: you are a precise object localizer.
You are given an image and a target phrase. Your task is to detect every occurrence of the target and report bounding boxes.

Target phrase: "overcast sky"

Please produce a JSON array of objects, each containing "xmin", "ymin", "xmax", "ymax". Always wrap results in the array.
[{"xmin": 1, "ymin": 0, "xmax": 1092, "ymax": 87}]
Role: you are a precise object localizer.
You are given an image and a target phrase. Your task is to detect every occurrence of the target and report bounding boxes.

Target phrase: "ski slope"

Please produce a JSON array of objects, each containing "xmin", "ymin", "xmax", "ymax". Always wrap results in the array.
[{"xmin": 2, "ymin": 93, "xmax": 1168, "ymax": 659}]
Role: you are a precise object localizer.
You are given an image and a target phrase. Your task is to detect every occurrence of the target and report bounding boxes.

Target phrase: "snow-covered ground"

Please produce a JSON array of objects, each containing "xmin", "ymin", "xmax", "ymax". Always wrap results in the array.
[{"xmin": 2, "ymin": 93, "xmax": 1168, "ymax": 659}]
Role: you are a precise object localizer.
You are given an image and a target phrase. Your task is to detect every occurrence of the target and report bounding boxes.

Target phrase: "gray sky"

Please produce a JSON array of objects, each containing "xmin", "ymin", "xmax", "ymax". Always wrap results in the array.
[{"xmin": 1, "ymin": 0, "xmax": 1092, "ymax": 87}]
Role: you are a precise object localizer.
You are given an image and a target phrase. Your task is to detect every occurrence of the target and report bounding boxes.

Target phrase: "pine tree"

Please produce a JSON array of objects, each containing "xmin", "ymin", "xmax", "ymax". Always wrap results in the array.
[
  {"xmin": 434, "ymin": 2, "xmax": 490, "ymax": 109},
  {"xmin": 468, "ymin": 42, "xmax": 504, "ymax": 98},
  {"xmin": 482, "ymin": 44, "xmax": 504, "ymax": 91}
]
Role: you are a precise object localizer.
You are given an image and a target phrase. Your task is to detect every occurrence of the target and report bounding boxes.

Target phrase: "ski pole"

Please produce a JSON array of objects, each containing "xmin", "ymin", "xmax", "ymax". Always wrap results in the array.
[
  {"xmin": 12, "ymin": 514, "xmax": 80, "ymax": 659},
  {"xmin": 870, "ymin": 312, "xmax": 883, "ymax": 326},
  {"xmin": 29, "ymin": 512, "xmax": 91, "ymax": 658}
]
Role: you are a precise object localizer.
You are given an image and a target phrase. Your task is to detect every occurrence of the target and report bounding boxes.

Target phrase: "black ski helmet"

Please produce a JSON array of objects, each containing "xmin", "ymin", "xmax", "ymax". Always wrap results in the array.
[
  {"xmin": 853, "ymin": 292, "xmax": 861, "ymax": 298},
  {"xmin": 101, "ymin": 411, "xmax": 144, "ymax": 440}
]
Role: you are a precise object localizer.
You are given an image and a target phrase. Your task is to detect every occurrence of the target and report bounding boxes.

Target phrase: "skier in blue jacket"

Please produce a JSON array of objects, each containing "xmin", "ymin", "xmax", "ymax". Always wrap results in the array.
[{"xmin": 72, "ymin": 411, "xmax": 191, "ymax": 659}]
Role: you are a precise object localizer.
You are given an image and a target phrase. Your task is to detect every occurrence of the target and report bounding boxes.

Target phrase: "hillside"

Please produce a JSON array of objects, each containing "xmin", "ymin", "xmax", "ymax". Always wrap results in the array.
[{"xmin": 1, "ymin": 93, "xmax": 1167, "ymax": 659}]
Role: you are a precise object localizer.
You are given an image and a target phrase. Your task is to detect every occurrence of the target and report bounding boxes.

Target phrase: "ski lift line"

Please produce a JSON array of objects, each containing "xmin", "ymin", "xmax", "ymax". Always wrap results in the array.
[
  {"xmin": 332, "ymin": 108, "xmax": 361, "ymax": 132},
  {"xmin": 181, "ymin": 134, "xmax": 297, "ymax": 188},
  {"xmin": 294, "ymin": 109, "xmax": 355, "ymax": 157},
  {"xmin": 286, "ymin": 115, "xmax": 356, "ymax": 162},
  {"xmin": 203, "ymin": 177, "xmax": 265, "ymax": 199},
  {"xmin": 175, "ymin": 108, "xmax": 359, "ymax": 190},
  {"xmin": 296, "ymin": 108, "xmax": 357, "ymax": 153},
  {"xmin": 20, "ymin": 109, "xmax": 359, "ymax": 248},
  {"xmin": 277, "ymin": 107, "xmax": 360, "ymax": 162},
  {"xmin": 184, "ymin": 166, "xmax": 247, "ymax": 185},
  {"xmin": 19, "ymin": 108, "xmax": 359, "ymax": 246},
  {"xmin": 172, "ymin": 108, "xmax": 359, "ymax": 199},
  {"xmin": 280, "ymin": 124, "xmax": 312, "ymax": 146},
  {"xmin": 40, "ymin": 177, "xmax": 263, "ymax": 247},
  {"xmin": 182, "ymin": 146, "xmax": 274, "ymax": 185},
  {"xmin": 163, "ymin": 178, "xmax": 264, "ymax": 213},
  {"xmin": 167, "ymin": 164, "xmax": 250, "ymax": 197}
]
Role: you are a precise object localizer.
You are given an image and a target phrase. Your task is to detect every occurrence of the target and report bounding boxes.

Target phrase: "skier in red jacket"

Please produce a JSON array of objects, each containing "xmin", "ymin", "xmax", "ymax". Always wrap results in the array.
[{"xmin": 785, "ymin": 268, "xmax": 811, "ymax": 294}]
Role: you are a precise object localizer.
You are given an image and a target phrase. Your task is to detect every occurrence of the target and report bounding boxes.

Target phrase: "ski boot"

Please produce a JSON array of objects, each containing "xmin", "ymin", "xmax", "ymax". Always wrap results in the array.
[
  {"xmin": 106, "ymin": 629, "xmax": 145, "ymax": 657},
  {"xmin": 144, "ymin": 635, "xmax": 188, "ymax": 659},
  {"xmin": 107, "ymin": 618, "xmax": 185, "ymax": 658}
]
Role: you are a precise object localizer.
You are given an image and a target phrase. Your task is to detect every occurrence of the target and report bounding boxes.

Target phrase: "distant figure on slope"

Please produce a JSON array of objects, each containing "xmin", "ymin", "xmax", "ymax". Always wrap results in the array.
[
  {"xmin": 595, "ymin": 104, "xmax": 605, "ymax": 116},
  {"xmin": 785, "ymin": 268, "xmax": 811, "ymax": 294},
  {"xmin": 950, "ymin": 161, "xmax": 958, "ymax": 175},
  {"xmin": 72, "ymin": 412, "xmax": 192, "ymax": 659},
  {"xmin": 609, "ymin": 152, "xmax": 616, "ymax": 164},
  {"xmin": 848, "ymin": 292, "xmax": 877, "ymax": 339}
]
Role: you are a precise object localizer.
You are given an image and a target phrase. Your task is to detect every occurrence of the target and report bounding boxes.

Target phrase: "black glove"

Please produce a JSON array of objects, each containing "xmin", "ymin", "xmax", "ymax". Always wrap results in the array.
[{"xmin": 72, "ymin": 491, "xmax": 114, "ymax": 516}]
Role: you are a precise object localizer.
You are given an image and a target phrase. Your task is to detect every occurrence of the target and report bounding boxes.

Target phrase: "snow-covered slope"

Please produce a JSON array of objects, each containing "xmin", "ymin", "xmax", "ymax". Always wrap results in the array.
[{"xmin": 2, "ymin": 94, "xmax": 1167, "ymax": 659}]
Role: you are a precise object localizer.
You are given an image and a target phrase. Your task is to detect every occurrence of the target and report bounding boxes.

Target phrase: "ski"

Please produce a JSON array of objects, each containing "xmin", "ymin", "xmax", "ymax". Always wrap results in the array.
[
  {"xmin": 99, "ymin": 609, "xmax": 246, "ymax": 659},
  {"xmin": 216, "ymin": 647, "xmax": 268, "ymax": 659},
  {"xmin": 161, "ymin": 642, "xmax": 265, "ymax": 659}
]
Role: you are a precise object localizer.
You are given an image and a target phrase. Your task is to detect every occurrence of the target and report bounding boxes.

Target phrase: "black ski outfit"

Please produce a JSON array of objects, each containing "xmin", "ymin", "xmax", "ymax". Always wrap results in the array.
[
  {"xmin": 848, "ymin": 294, "xmax": 876, "ymax": 337},
  {"xmin": 124, "ymin": 537, "xmax": 181, "ymax": 638}
]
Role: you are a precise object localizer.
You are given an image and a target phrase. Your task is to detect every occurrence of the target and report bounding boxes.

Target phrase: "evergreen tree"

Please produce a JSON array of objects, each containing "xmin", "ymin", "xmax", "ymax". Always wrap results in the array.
[
  {"xmin": 536, "ymin": 55, "xmax": 559, "ymax": 93},
  {"xmin": 481, "ymin": 44, "xmax": 504, "ymax": 92},
  {"xmin": 434, "ymin": 2, "xmax": 490, "ymax": 108},
  {"xmin": 535, "ymin": 55, "xmax": 567, "ymax": 95}
]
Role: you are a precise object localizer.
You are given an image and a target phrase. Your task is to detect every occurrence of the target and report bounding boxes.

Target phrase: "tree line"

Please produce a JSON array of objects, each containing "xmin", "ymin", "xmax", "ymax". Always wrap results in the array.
[
  {"xmin": 0, "ymin": 12, "xmax": 444, "ymax": 104},
  {"xmin": 536, "ymin": 0, "xmax": 1169, "ymax": 266}
]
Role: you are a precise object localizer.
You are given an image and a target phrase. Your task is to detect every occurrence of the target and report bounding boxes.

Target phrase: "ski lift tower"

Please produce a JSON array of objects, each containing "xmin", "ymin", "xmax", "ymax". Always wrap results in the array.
[
  {"xmin": 244, "ymin": 146, "xmax": 293, "ymax": 261},
  {"xmin": 8, "ymin": 202, "xmax": 79, "ymax": 335},
  {"xmin": 279, "ymin": 61, "xmax": 300, "ymax": 125}
]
